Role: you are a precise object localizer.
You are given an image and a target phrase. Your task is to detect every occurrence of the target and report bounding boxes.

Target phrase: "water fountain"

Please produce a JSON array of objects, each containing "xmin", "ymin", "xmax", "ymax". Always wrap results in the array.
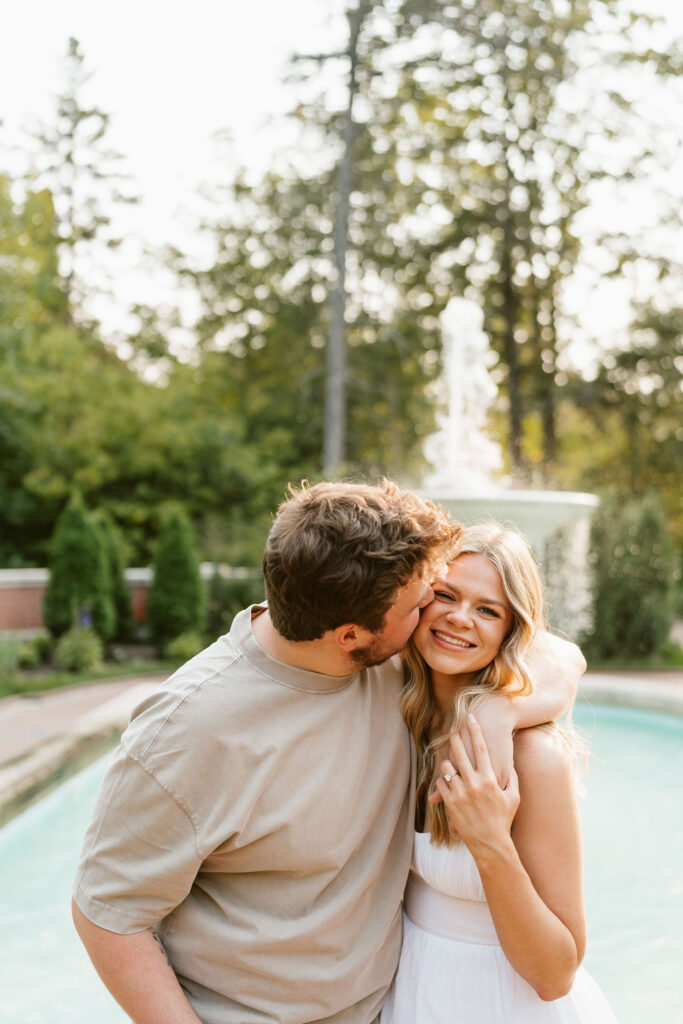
[{"xmin": 421, "ymin": 298, "xmax": 598, "ymax": 639}]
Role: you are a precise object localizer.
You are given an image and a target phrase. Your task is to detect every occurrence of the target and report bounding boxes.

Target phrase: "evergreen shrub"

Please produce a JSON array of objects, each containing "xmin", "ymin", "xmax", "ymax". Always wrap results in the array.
[
  {"xmin": 18, "ymin": 632, "xmax": 52, "ymax": 669},
  {"xmin": 93, "ymin": 511, "xmax": 133, "ymax": 641},
  {"xmin": 0, "ymin": 637, "xmax": 21, "ymax": 681},
  {"xmin": 585, "ymin": 492, "xmax": 675, "ymax": 660},
  {"xmin": 43, "ymin": 497, "xmax": 115, "ymax": 641},
  {"xmin": 54, "ymin": 625, "xmax": 103, "ymax": 672},
  {"xmin": 147, "ymin": 507, "xmax": 205, "ymax": 648},
  {"xmin": 207, "ymin": 571, "xmax": 264, "ymax": 637},
  {"xmin": 165, "ymin": 631, "xmax": 205, "ymax": 662}
]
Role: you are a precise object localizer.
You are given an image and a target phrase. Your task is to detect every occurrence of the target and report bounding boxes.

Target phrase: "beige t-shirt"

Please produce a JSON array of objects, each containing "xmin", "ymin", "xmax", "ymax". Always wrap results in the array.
[{"xmin": 73, "ymin": 606, "xmax": 415, "ymax": 1024}]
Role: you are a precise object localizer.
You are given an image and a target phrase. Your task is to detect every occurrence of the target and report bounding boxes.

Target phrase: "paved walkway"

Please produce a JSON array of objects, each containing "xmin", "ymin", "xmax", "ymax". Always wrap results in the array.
[
  {"xmin": 0, "ymin": 668, "xmax": 682, "ymax": 827},
  {"xmin": 0, "ymin": 677, "xmax": 166, "ymax": 765},
  {"xmin": 0, "ymin": 675, "xmax": 165, "ymax": 826}
]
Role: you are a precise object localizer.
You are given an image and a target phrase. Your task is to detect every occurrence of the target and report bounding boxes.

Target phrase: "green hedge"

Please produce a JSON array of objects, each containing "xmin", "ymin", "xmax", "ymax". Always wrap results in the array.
[
  {"xmin": 207, "ymin": 571, "xmax": 265, "ymax": 637},
  {"xmin": 43, "ymin": 496, "xmax": 115, "ymax": 641},
  {"xmin": 585, "ymin": 492, "xmax": 676, "ymax": 660},
  {"xmin": 147, "ymin": 507, "xmax": 205, "ymax": 647}
]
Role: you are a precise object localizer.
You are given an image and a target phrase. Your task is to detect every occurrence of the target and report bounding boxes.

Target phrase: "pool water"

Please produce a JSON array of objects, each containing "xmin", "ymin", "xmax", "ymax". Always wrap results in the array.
[{"xmin": 0, "ymin": 703, "xmax": 681, "ymax": 1023}]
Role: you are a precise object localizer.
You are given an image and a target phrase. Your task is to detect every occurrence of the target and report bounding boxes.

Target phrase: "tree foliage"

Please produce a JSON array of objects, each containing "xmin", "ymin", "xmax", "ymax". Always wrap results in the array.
[
  {"xmin": 92, "ymin": 510, "xmax": 133, "ymax": 641},
  {"xmin": 556, "ymin": 294, "xmax": 682, "ymax": 548},
  {"xmin": 29, "ymin": 36, "xmax": 138, "ymax": 314},
  {"xmin": 147, "ymin": 507, "xmax": 206, "ymax": 648},
  {"xmin": 0, "ymin": 14, "xmax": 680, "ymax": 617},
  {"xmin": 43, "ymin": 495, "xmax": 115, "ymax": 640},
  {"xmin": 586, "ymin": 492, "xmax": 676, "ymax": 659}
]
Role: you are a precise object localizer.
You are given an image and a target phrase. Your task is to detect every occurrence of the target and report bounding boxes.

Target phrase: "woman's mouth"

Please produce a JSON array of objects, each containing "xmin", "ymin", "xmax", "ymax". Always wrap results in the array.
[{"xmin": 432, "ymin": 630, "xmax": 475, "ymax": 650}]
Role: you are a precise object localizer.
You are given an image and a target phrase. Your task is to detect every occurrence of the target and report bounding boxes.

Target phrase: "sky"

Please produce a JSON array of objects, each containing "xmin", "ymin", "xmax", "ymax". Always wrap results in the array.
[
  {"xmin": 2, "ymin": 0, "xmax": 681, "ymax": 361},
  {"xmin": 2, "ymin": 1, "xmax": 347, "ymax": 333},
  {"xmin": 2, "ymin": 1, "xmax": 343, "ymax": 226}
]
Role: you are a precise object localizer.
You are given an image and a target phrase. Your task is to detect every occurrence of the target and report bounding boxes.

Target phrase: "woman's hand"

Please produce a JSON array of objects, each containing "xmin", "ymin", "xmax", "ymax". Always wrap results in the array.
[{"xmin": 433, "ymin": 714, "xmax": 520, "ymax": 854}]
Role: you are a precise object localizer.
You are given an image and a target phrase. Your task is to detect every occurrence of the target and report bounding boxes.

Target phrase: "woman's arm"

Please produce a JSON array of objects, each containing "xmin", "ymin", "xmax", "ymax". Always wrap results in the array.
[{"xmin": 435, "ymin": 717, "xmax": 586, "ymax": 1001}]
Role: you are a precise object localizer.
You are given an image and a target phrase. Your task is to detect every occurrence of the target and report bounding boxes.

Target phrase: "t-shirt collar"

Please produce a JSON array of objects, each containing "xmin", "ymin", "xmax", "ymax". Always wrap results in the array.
[{"xmin": 229, "ymin": 605, "xmax": 358, "ymax": 693}]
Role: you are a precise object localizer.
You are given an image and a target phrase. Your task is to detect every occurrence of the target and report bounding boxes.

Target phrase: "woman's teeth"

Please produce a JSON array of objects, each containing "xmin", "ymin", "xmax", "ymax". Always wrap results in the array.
[{"xmin": 433, "ymin": 631, "xmax": 473, "ymax": 649}]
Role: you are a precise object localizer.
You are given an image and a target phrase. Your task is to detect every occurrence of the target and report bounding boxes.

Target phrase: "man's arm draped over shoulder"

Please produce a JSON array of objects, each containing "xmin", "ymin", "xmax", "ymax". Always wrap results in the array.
[
  {"xmin": 514, "ymin": 631, "xmax": 585, "ymax": 726},
  {"xmin": 440, "ymin": 632, "xmax": 585, "ymax": 790}
]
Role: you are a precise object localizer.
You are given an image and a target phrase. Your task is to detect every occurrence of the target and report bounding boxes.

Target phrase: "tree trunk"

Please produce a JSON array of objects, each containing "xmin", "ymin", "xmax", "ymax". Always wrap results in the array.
[
  {"xmin": 542, "ymin": 296, "xmax": 558, "ymax": 469},
  {"xmin": 323, "ymin": 3, "xmax": 371, "ymax": 473},
  {"xmin": 500, "ymin": 214, "xmax": 523, "ymax": 478}
]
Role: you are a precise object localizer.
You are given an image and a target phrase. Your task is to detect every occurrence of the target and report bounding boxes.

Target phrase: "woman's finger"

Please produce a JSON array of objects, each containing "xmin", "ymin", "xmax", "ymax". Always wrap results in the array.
[
  {"xmin": 433, "ymin": 777, "xmax": 453, "ymax": 804},
  {"xmin": 504, "ymin": 764, "xmax": 520, "ymax": 802},
  {"xmin": 448, "ymin": 730, "xmax": 476, "ymax": 782},
  {"xmin": 435, "ymin": 769, "xmax": 463, "ymax": 841},
  {"xmin": 439, "ymin": 759, "xmax": 461, "ymax": 786},
  {"xmin": 465, "ymin": 713, "xmax": 495, "ymax": 777}
]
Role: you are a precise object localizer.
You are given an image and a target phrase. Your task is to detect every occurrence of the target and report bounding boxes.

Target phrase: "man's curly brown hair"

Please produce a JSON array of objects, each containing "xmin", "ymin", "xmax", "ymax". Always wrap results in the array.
[{"xmin": 263, "ymin": 479, "xmax": 461, "ymax": 642}]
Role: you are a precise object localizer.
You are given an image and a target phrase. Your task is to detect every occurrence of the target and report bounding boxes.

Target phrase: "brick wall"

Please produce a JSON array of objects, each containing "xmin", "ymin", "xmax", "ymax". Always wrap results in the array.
[
  {"xmin": 0, "ymin": 565, "xmax": 255, "ymax": 635},
  {"xmin": 0, "ymin": 568, "xmax": 153, "ymax": 635},
  {"xmin": 0, "ymin": 570, "xmax": 48, "ymax": 632}
]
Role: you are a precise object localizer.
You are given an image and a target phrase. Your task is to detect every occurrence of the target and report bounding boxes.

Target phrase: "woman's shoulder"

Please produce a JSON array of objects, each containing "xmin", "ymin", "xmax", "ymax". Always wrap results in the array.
[{"xmin": 512, "ymin": 726, "xmax": 580, "ymax": 836}]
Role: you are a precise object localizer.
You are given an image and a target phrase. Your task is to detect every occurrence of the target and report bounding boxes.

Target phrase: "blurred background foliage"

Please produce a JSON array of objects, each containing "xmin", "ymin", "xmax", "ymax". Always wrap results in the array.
[{"xmin": 0, "ymin": 3, "xmax": 681, "ymax": 647}]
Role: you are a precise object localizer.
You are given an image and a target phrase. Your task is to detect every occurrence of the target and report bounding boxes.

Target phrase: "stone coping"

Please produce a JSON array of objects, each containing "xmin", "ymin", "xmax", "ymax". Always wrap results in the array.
[
  {"xmin": 0, "ymin": 563, "xmax": 261, "ymax": 588},
  {"xmin": 0, "ymin": 671, "xmax": 681, "ymax": 828},
  {"xmin": 578, "ymin": 673, "xmax": 683, "ymax": 718},
  {"xmin": 0, "ymin": 682, "xmax": 159, "ymax": 828}
]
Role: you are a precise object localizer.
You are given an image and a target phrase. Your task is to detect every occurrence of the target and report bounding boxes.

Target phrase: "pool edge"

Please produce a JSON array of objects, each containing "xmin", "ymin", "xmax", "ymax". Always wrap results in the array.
[
  {"xmin": 0, "ymin": 683, "xmax": 159, "ymax": 827},
  {"xmin": 578, "ymin": 674, "xmax": 683, "ymax": 719},
  {"xmin": 1, "ymin": 674, "xmax": 681, "ymax": 827}
]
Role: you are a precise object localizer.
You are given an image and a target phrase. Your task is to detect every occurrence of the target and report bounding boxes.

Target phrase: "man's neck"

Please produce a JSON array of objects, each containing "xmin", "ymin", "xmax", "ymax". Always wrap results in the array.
[{"xmin": 251, "ymin": 609, "xmax": 355, "ymax": 677}]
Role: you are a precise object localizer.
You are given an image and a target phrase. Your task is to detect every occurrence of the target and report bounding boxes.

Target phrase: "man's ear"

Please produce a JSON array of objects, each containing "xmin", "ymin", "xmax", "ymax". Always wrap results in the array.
[{"xmin": 334, "ymin": 622, "xmax": 370, "ymax": 652}]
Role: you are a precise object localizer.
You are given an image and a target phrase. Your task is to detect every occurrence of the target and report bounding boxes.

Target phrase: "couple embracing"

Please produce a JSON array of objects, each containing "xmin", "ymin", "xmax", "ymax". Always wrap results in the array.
[{"xmin": 73, "ymin": 480, "xmax": 618, "ymax": 1023}]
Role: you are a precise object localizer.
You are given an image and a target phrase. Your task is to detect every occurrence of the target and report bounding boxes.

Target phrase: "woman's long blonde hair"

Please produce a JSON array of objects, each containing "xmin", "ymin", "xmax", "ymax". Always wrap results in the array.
[{"xmin": 400, "ymin": 522, "xmax": 559, "ymax": 844}]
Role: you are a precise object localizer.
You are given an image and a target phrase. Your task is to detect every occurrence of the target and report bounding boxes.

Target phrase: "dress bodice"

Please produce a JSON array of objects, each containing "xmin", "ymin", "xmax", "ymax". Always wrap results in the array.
[
  {"xmin": 411, "ymin": 830, "xmax": 487, "ymax": 902},
  {"xmin": 404, "ymin": 831, "xmax": 499, "ymax": 945}
]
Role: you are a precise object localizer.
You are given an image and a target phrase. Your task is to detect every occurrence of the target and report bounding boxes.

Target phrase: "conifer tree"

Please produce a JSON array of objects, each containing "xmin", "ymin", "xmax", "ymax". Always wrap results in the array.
[
  {"xmin": 93, "ymin": 510, "xmax": 133, "ymax": 641},
  {"xmin": 147, "ymin": 507, "xmax": 205, "ymax": 648},
  {"xmin": 43, "ymin": 495, "xmax": 115, "ymax": 640},
  {"xmin": 31, "ymin": 36, "xmax": 137, "ymax": 316}
]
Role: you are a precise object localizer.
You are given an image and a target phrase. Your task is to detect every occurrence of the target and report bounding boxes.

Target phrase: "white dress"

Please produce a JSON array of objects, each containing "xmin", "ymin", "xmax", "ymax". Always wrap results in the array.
[{"xmin": 380, "ymin": 831, "xmax": 619, "ymax": 1023}]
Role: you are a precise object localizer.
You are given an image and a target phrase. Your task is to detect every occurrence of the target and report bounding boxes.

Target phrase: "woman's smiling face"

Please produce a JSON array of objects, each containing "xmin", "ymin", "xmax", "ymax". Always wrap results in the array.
[{"xmin": 413, "ymin": 553, "xmax": 514, "ymax": 680}]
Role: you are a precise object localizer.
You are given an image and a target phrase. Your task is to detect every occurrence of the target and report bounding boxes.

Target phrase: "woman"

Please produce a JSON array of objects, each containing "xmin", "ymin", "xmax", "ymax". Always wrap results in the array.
[{"xmin": 381, "ymin": 523, "xmax": 618, "ymax": 1023}]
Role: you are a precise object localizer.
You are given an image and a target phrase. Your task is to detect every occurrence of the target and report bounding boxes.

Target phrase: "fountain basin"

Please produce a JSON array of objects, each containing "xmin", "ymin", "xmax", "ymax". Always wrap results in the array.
[{"xmin": 424, "ymin": 488, "xmax": 599, "ymax": 556}]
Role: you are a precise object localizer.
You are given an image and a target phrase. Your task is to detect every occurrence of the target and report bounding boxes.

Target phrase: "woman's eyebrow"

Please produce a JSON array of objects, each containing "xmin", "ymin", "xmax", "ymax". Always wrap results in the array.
[
  {"xmin": 432, "ymin": 580, "xmax": 506, "ymax": 608},
  {"xmin": 431, "ymin": 578, "xmax": 455, "ymax": 591}
]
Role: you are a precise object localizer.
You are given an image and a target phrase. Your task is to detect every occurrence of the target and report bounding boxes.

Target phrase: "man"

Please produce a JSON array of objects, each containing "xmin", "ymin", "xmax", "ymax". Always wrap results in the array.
[{"xmin": 73, "ymin": 480, "xmax": 584, "ymax": 1024}]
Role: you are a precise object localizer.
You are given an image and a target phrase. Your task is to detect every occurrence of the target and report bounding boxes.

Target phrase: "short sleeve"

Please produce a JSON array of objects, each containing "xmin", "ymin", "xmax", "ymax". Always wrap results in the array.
[{"xmin": 73, "ymin": 746, "xmax": 204, "ymax": 934}]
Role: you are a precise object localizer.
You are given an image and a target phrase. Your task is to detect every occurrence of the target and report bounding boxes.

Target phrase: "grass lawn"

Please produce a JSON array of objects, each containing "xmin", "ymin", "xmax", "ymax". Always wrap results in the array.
[
  {"xmin": 1, "ymin": 638, "xmax": 681, "ymax": 703},
  {"xmin": 0, "ymin": 657, "xmax": 179, "ymax": 702}
]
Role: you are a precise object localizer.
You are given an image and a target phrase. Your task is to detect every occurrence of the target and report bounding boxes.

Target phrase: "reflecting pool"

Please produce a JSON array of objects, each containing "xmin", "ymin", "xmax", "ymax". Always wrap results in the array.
[{"xmin": 0, "ymin": 703, "xmax": 681, "ymax": 1023}]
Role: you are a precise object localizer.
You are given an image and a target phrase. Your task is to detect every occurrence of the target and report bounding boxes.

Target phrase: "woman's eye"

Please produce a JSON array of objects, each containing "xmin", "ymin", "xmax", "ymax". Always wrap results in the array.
[
  {"xmin": 480, "ymin": 606, "xmax": 499, "ymax": 618},
  {"xmin": 434, "ymin": 591, "xmax": 454, "ymax": 601}
]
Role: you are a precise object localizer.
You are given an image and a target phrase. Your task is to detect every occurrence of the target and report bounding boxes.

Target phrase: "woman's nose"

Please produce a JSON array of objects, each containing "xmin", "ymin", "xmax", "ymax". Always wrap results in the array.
[{"xmin": 446, "ymin": 602, "xmax": 473, "ymax": 626}]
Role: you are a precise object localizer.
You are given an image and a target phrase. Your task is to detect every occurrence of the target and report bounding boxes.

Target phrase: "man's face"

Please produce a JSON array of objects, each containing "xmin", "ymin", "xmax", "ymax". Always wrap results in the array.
[{"xmin": 349, "ymin": 574, "xmax": 434, "ymax": 669}]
